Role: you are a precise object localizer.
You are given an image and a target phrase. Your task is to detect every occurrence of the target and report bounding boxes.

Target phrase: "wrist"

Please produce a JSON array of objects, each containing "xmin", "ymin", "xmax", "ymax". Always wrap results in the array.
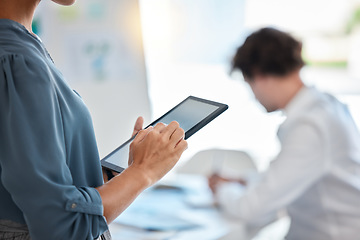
[{"xmin": 124, "ymin": 165, "xmax": 153, "ymax": 188}]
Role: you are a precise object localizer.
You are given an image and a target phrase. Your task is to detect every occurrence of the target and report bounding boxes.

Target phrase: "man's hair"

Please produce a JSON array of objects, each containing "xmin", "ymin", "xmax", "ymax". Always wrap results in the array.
[{"xmin": 231, "ymin": 27, "xmax": 304, "ymax": 80}]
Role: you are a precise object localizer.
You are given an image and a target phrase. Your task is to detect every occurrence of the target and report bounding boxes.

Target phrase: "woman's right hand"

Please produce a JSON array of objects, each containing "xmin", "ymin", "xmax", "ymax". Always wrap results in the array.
[
  {"xmin": 128, "ymin": 121, "xmax": 188, "ymax": 186},
  {"xmin": 97, "ymin": 121, "xmax": 187, "ymax": 223}
]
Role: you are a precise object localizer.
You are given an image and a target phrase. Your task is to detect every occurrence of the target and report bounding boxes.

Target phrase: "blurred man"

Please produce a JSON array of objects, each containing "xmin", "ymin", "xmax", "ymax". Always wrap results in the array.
[{"xmin": 209, "ymin": 27, "xmax": 360, "ymax": 240}]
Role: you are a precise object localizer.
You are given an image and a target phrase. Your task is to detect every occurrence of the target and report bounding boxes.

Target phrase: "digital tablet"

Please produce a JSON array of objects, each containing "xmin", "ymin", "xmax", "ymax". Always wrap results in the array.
[{"xmin": 101, "ymin": 96, "xmax": 228, "ymax": 173}]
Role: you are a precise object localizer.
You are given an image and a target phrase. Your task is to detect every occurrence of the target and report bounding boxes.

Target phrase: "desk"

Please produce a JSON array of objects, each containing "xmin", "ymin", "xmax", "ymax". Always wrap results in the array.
[{"xmin": 107, "ymin": 174, "xmax": 248, "ymax": 240}]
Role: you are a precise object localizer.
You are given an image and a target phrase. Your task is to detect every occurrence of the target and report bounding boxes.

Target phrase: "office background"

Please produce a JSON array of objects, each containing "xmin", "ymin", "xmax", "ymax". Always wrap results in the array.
[
  {"xmin": 35, "ymin": 0, "xmax": 360, "ymax": 170},
  {"xmin": 32, "ymin": 0, "xmax": 360, "ymax": 238}
]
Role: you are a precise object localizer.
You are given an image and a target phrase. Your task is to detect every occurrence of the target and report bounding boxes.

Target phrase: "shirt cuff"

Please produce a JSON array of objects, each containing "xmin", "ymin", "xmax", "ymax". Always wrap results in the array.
[
  {"xmin": 65, "ymin": 187, "xmax": 104, "ymax": 216},
  {"xmin": 215, "ymin": 182, "xmax": 246, "ymax": 217}
]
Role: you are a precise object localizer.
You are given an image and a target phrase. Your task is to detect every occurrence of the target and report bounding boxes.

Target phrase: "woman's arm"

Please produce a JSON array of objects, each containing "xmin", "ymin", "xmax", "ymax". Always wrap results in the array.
[{"xmin": 97, "ymin": 121, "xmax": 187, "ymax": 223}]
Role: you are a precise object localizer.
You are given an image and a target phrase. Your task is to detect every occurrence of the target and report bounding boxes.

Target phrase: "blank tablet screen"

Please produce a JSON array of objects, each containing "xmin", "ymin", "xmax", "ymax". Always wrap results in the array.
[{"xmin": 150, "ymin": 98, "xmax": 219, "ymax": 135}]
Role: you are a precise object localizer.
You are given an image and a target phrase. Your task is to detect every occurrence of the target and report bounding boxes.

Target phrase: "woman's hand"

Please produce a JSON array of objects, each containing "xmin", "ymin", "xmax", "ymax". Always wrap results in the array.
[
  {"xmin": 102, "ymin": 116, "xmax": 145, "ymax": 183},
  {"xmin": 97, "ymin": 120, "xmax": 187, "ymax": 223},
  {"xmin": 128, "ymin": 121, "xmax": 188, "ymax": 186},
  {"xmin": 132, "ymin": 116, "xmax": 144, "ymax": 137}
]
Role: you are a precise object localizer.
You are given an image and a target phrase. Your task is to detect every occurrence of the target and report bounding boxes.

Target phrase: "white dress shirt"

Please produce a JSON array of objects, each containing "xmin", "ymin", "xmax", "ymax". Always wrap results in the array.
[{"xmin": 216, "ymin": 86, "xmax": 360, "ymax": 240}]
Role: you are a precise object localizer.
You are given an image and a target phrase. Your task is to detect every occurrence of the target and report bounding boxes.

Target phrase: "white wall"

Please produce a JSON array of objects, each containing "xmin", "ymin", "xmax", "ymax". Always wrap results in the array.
[
  {"xmin": 139, "ymin": 0, "xmax": 360, "ymax": 171},
  {"xmin": 35, "ymin": 0, "xmax": 151, "ymax": 158}
]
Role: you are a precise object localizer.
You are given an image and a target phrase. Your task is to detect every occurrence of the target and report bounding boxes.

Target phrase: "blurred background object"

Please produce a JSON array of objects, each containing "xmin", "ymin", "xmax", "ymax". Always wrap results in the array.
[
  {"xmin": 176, "ymin": 148, "xmax": 257, "ymax": 179},
  {"xmin": 35, "ymin": 0, "xmax": 151, "ymax": 158},
  {"xmin": 34, "ymin": 0, "xmax": 360, "ymax": 187},
  {"xmin": 34, "ymin": 0, "xmax": 360, "ymax": 239}
]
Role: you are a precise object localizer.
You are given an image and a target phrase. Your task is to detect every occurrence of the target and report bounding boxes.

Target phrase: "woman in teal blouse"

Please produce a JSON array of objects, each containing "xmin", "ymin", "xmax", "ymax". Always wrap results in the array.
[{"xmin": 0, "ymin": 1, "xmax": 187, "ymax": 239}]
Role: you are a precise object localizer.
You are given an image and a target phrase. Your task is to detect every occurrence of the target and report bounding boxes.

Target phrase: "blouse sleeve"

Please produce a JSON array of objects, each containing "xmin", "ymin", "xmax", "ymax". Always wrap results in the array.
[{"xmin": 0, "ymin": 54, "xmax": 108, "ymax": 239}]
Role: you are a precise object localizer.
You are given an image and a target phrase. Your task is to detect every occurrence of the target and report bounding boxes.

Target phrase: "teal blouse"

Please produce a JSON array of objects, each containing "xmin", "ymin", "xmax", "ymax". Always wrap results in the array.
[{"xmin": 0, "ymin": 19, "xmax": 108, "ymax": 239}]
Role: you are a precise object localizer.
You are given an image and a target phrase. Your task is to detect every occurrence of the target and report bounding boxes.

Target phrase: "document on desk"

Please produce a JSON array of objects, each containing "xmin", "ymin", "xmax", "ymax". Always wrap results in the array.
[
  {"xmin": 115, "ymin": 211, "xmax": 199, "ymax": 231},
  {"xmin": 114, "ymin": 188, "xmax": 199, "ymax": 231},
  {"xmin": 113, "ymin": 174, "xmax": 230, "ymax": 240}
]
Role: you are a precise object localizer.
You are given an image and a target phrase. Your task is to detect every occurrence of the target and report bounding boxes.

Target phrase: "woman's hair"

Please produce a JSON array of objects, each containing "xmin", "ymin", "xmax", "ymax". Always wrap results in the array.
[{"xmin": 231, "ymin": 27, "xmax": 304, "ymax": 80}]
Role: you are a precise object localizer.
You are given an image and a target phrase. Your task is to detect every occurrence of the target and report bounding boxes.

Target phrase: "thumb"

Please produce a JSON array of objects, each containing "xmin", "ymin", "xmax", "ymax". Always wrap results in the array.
[
  {"xmin": 132, "ymin": 126, "xmax": 153, "ymax": 145},
  {"xmin": 132, "ymin": 116, "xmax": 144, "ymax": 137}
]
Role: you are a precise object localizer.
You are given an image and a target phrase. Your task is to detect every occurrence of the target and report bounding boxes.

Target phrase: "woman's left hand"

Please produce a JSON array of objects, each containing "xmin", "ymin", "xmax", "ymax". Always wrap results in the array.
[{"xmin": 103, "ymin": 116, "xmax": 145, "ymax": 182}]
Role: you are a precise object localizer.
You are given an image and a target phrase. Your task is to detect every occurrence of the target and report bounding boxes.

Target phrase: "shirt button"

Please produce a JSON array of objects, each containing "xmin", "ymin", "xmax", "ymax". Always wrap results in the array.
[{"xmin": 71, "ymin": 203, "xmax": 77, "ymax": 209}]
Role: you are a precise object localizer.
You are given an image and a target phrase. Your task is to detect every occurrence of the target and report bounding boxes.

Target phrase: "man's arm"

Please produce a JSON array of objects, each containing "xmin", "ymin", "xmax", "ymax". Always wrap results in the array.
[{"xmin": 214, "ymin": 119, "xmax": 326, "ymax": 224}]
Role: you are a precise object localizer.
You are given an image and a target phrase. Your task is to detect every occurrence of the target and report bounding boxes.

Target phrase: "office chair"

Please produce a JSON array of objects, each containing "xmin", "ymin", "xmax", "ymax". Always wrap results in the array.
[{"xmin": 176, "ymin": 148, "xmax": 258, "ymax": 178}]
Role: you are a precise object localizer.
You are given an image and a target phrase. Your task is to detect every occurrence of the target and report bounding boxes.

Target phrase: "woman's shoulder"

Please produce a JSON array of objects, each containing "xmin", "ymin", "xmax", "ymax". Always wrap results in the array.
[
  {"xmin": 0, "ymin": 52, "xmax": 53, "ymax": 87},
  {"xmin": 0, "ymin": 19, "xmax": 49, "ymax": 68},
  {"xmin": 0, "ymin": 40, "xmax": 47, "ymax": 66},
  {"xmin": 0, "ymin": 29, "xmax": 54, "ymax": 87}
]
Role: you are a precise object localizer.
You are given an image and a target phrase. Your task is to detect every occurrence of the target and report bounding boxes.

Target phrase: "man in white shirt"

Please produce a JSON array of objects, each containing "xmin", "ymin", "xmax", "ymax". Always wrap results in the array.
[{"xmin": 209, "ymin": 27, "xmax": 360, "ymax": 240}]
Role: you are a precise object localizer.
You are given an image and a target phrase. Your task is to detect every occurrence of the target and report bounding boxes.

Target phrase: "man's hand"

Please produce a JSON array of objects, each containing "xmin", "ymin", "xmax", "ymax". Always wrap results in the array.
[{"xmin": 208, "ymin": 173, "xmax": 247, "ymax": 194}]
